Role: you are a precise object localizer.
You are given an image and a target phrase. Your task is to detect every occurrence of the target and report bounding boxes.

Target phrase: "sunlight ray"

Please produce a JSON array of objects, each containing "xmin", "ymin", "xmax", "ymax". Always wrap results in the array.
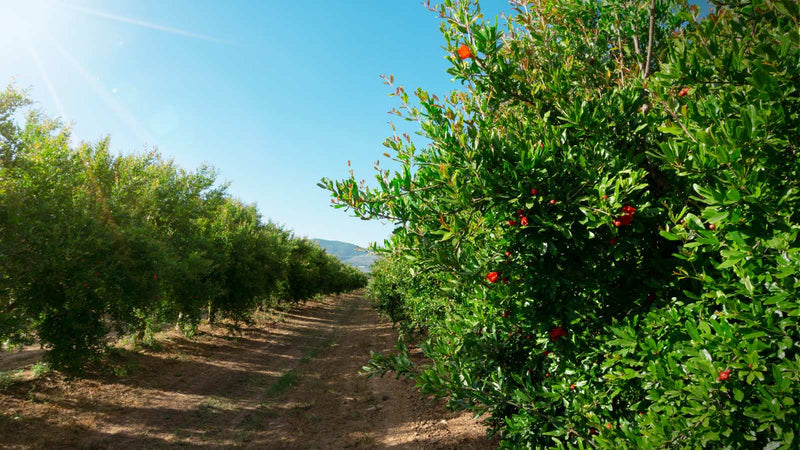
[
  {"xmin": 61, "ymin": 2, "xmax": 234, "ymax": 45},
  {"xmin": 6, "ymin": 7, "xmax": 154, "ymax": 144},
  {"xmin": 6, "ymin": 8, "xmax": 66, "ymax": 119},
  {"xmin": 52, "ymin": 41, "xmax": 155, "ymax": 145},
  {"xmin": 26, "ymin": 41, "xmax": 66, "ymax": 120}
]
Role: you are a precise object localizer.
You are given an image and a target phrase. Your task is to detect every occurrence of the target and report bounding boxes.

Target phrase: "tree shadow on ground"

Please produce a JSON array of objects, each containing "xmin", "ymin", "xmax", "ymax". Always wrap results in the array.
[{"xmin": 0, "ymin": 292, "xmax": 497, "ymax": 449}]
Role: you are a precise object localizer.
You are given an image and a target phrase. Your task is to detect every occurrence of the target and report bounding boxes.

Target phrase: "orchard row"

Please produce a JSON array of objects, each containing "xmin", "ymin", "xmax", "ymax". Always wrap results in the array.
[{"xmin": 1, "ymin": 88, "xmax": 366, "ymax": 372}]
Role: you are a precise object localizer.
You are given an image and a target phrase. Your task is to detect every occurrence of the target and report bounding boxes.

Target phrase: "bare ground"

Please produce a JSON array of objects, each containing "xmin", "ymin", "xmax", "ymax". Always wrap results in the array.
[{"xmin": 0, "ymin": 290, "xmax": 496, "ymax": 449}]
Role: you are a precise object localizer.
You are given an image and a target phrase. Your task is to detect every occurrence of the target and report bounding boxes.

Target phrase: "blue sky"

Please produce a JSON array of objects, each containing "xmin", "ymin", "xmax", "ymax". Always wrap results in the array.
[{"xmin": 1, "ymin": 0, "xmax": 707, "ymax": 248}]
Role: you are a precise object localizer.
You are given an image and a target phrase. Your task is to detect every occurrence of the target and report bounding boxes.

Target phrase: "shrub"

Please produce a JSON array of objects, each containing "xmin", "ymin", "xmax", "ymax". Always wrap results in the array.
[
  {"xmin": 322, "ymin": 0, "xmax": 799, "ymax": 447},
  {"xmin": 31, "ymin": 361, "xmax": 49, "ymax": 377},
  {"xmin": 366, "ymin": 256, "xmax": 411, "ymax": 325}
]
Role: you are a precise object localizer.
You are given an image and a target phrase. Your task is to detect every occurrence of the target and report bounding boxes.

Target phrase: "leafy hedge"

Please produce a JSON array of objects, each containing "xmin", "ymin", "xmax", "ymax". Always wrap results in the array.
[
  {"xmin": 324, "ymin": 0, "xmax": 798, "ymax": 447},
  {"xmin": 0, "ymin": 88, "xmax": 366, "ymax": 372}
]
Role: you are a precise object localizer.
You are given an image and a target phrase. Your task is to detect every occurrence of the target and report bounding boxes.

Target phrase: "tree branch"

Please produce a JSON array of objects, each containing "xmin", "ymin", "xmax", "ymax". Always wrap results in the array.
[
  {"xmin": 629, "ymin": 0, "xmax": 644, "ymax": 75},
  {"xmin": 568, "ymin": 428, "xmax": 598, "ymax": 449},
  {"xmin": 654, "ymin": 96, "xmax": 697, "ymax": 143},
  {"xmin": 632, "ymin": 35, "xmax": 644, "ymax": 74},
  {"xmin": 643, "ymin": 0, "xmax": 656, "ymax": 78},
  {"xmin": 614, "ymin": 16, "xmax": 626, "ymax": 87}
]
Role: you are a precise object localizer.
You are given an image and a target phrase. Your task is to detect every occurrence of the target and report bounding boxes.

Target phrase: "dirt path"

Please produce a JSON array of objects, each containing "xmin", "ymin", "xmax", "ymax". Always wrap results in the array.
[{"xmin": 0, "ymin": 291, "xmax": 495, "ymax": 449}]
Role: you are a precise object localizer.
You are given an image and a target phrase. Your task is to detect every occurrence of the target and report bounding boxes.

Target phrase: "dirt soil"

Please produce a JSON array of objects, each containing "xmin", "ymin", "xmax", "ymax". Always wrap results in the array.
[{"xmin": 0, "ymin": 290, "xmax": 496, "ymax": 449}]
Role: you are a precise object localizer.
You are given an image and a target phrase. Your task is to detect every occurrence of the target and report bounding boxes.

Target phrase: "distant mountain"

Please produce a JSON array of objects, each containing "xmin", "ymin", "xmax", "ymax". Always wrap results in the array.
[{"xmin": 312, "ymin": 239, "xmax": 378, "ymax": 272}]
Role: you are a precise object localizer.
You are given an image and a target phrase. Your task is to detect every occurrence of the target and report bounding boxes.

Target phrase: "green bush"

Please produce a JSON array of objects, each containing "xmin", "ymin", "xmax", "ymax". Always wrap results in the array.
[
  {"xmin": 366, "ymin": 255, "xmax": 450, "ymax": 337},
  {"xmin": 323, "ymin": 0, "xmax": 799, "ymax": 447},
  {"xmin": 366, "ymin": 256, "xmax": 411, "ymax": 325}
]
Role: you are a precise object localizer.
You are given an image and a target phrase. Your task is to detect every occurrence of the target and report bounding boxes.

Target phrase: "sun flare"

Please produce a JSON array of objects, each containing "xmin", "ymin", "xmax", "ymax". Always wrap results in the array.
[{"xmin": 1, "ymin": 0, "xmax": 227, "ymax": 139}]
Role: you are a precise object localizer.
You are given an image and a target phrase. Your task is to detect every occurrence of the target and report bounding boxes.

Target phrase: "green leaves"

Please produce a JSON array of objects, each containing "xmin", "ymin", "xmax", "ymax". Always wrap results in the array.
[{"xmin": 324, "ymin": 0, "xmax": 800, "ymax": 447}]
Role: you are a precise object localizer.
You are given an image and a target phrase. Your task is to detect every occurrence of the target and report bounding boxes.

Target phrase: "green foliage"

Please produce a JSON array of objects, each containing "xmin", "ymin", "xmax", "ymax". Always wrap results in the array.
[
  {"xmin": 0, "ymin": 369, "xmax": 23, "ymax": 391},
  {"xmin": 366, "ymin": 255, "xmax": 450, "ymax": 337},
  {"xmin": 366, "ymin": 256, "xmax": 412, "ymax": 324},
  {"xmin": 0, "ymin": 86, "xmax": 367, "ymax": 373},
  {"xmin": 31, "ymin": 361, "xmax": 49, "ymax": 377},
  {"xmin": 323, "ymin": 0, "xmax": 799, "ymax": 447}
]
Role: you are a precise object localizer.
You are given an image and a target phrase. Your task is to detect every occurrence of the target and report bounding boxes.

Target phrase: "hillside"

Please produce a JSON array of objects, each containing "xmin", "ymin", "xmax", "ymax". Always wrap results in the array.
[{"xmin": 312, "ymin": 239, "xmax": 378, "ymax": 272}]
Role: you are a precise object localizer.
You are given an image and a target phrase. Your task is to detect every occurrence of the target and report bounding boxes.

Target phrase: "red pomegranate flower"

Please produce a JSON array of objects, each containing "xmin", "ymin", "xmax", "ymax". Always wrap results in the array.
[
  {"xmin": 717, "ymin": 368, "xmax": 731, "ymax": 381},
  {"xmin": 550, "ymin": 326, "xmax": 567, "ymax": 341},
  {"xmin": 153, "ymin": 273, "xmax": 158, "ymax": 280},
  {"xmin": 617, "ymin": 213, "xmax": 634, "ymax": 226},
  {"xmin": 678, "ymin": 87, "xmax": 690, "ymax": 97},
  {"xmin": 508, "ymin": 219, "xmax": 518, "ymax": 226},
  {"xmin": 486, "ymin": 272, "xmax": 500, "ymax": 283},
  {"xmin": 457, "ymin": 44, "xmax": 473, "ymax": 60},
  {"xmin": 609, "ymin": 237, "xmax": 619, "ymax": 245},
  {"xmin": 530, "ymin": 188, "xmax": 539, "ymax": 196},
  {"xmin": 614, "ymin": 205, "xmax": 636, "ymax": 227},
  {"xmin": 520, "ymin": 216, "xmax": 529, "ymax": 226}
]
